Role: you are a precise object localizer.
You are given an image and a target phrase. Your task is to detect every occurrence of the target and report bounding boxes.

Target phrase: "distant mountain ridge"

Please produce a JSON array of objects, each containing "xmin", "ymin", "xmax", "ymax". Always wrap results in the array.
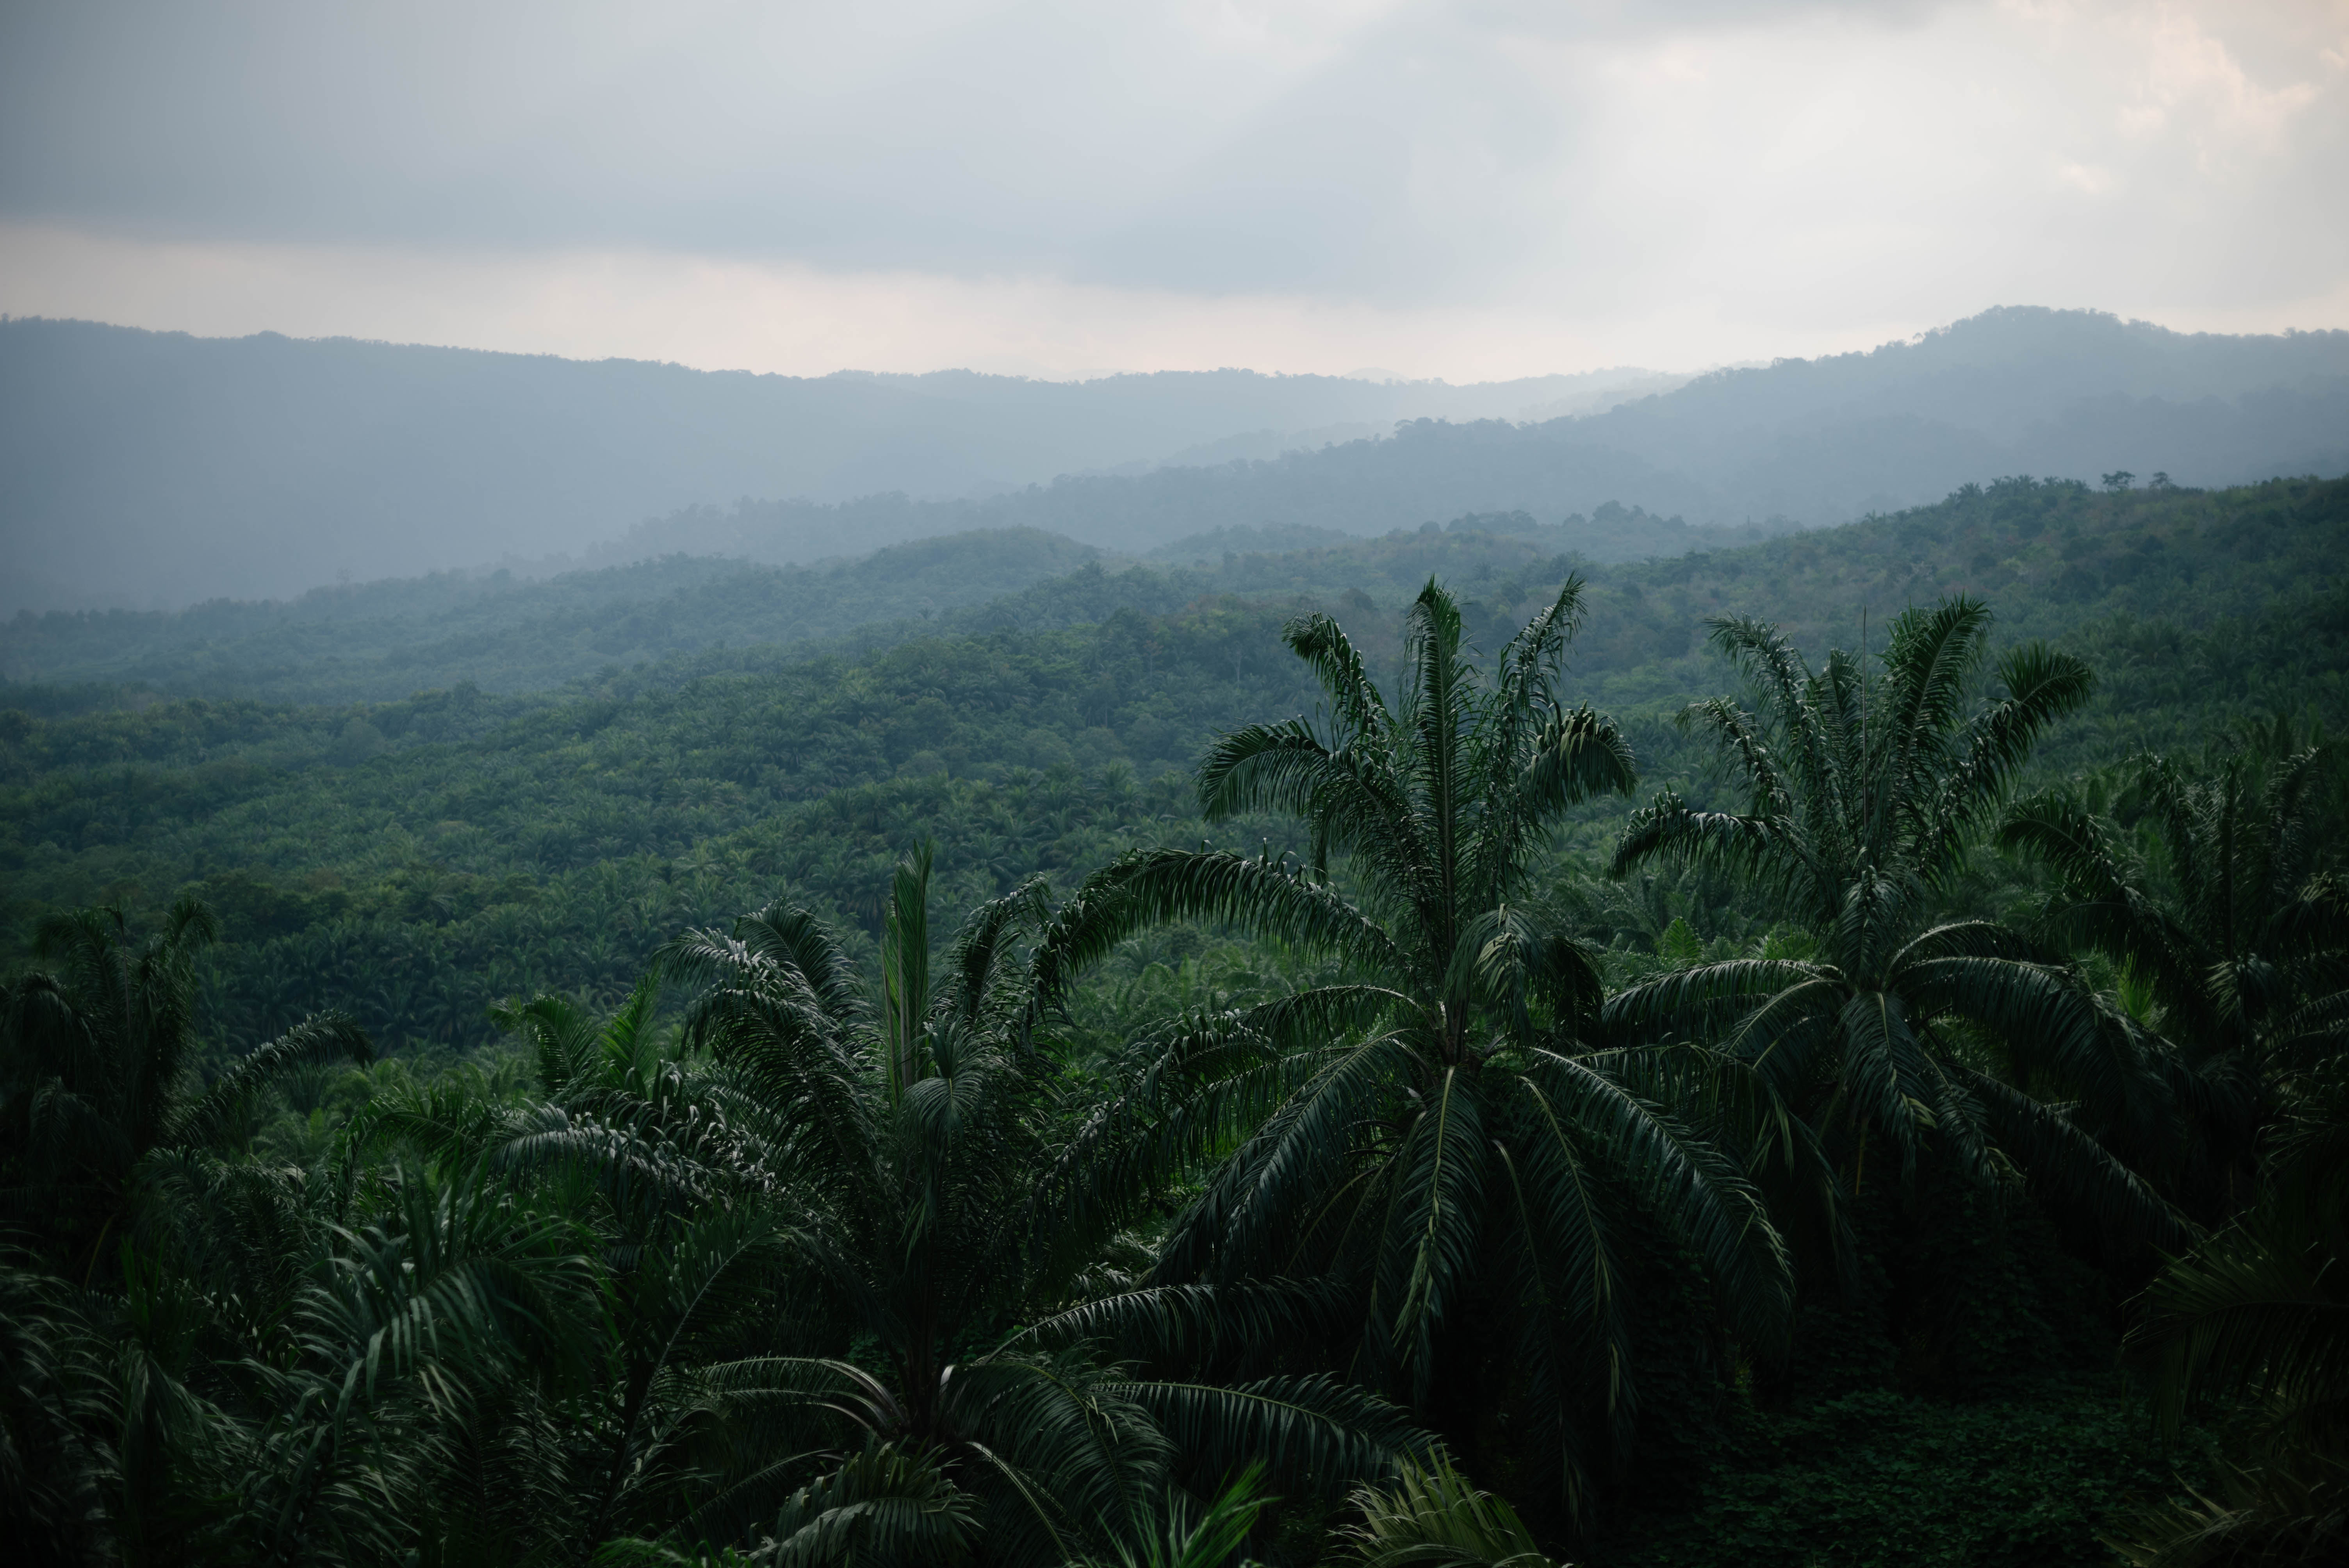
[
  {"xmin": 2, "ymin": 306, "xmax": 2344, "ymax": 612},
  {"xmin": 606, "ymin": 307, "xmax": 2349, "ymax": 564},
  {"xmin": 0, "ymin": 317, "xmax": 1665, "ymax": 611}
]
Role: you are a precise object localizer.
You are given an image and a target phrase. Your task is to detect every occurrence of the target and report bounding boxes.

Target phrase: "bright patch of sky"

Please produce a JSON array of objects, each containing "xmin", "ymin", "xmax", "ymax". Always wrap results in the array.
[{"xmin": 1, "ymin": 0, "xmax": 2342, "ymax": 378}]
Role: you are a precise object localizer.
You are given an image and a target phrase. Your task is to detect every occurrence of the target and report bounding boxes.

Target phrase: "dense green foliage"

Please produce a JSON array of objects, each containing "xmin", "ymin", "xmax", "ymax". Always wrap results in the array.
[
  {"xmin": 4, "ymin": 522, "xmax": 1721, "ymax": 706},
  {"xmin": 4, "ymin": 470, "xmax": 2348, "ymax": 1564},
  {"xmin": 1, "ymin": 530, "xmax": 1103, "ymax": 703},
  {"xmin": 1030, "ymin": 581, "xmax": 1783, "ymax": 1520},
  {"xmin": 5, "ymin": 474, "xmax": 2345, "ymax": 1055}
]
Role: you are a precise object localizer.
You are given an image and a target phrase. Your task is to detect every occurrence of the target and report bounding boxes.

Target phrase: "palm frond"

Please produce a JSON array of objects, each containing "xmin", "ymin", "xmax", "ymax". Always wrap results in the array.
[
  {"xmin": 1284, "ymin": 610, "xmax": 1396, "ymax": 748},
  {"xmin": 2128, "ymin": 1187, "xmax": 2342, "ymax": 1438},
  {"xmin": 172, "ymin": 1010, "xmax": 372, "ymax": 1151},
  {"xmin": 1963, "ymin": 1071, "xmax": 2188, "ymax": 1253},
  {"xmin": 1520, "ymin": 1051, "xmax": 1794, "ymax": 1351},
  {"xmin": 1338, "ymin": 1454, "xmax": 1558, "ymax": 1567},
  {"xmin": 1034, "ymin": 850, "xmax": 1404, "ymax": 1003},
  {"xmin": 753, "ymin": 1440, "xmax": 978, "ymax": 1568},
  {"xmin": 1003, "ymin": 1278, "xmax": 1353, "ymax": 1369},
  {"xmin": 1112, "ymin": 1374, "xmax": 1432, "ymax": 1488}
]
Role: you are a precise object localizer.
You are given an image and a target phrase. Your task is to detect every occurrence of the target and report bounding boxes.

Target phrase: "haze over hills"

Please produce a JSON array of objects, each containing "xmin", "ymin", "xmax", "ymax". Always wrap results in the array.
[
  {"xmin": 0, "ymin": 502, "xmax": 1732, "ymax": 705},
  {"xmin": 0, "ymin": 316, "xmax": 1671, "ymax": 611},
  {"xmin": 3, "ymin": 305, "xmax": 2345, "ymax": 613},
  {"xmin": 597, "ymin": 305, "xmax": 2349, "ymax": 565}
]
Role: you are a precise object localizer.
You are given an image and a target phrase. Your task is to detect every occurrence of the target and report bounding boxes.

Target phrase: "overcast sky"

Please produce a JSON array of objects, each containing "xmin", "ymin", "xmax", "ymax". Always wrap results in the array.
[{"xmin": 1, "ymin": 0, "xmax": 2343, "ymax": 379}]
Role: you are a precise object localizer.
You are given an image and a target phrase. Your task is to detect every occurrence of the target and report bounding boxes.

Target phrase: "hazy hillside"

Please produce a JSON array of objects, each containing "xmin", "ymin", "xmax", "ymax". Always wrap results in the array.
[
  {"xmin": 0, "ymin": 529, "xmax": 1106, "ymax": 703},
  {"xmin": 602, "ymin": 436, "xmax": 1761, "ymax": 563},
  {"xmin": 607, "ymin": 308, "xmax": 2349, "ymax": 560},
  {"xmin": 0, "ymin": 506, "xmax": 1731, "ymax": 705},
  {"xmin": 7, "ymin": 472, "xmax": 2342, "ymax": 1014},
  {"xmin": 6, "ymin": 308, "xmax": 2343, "ymax": 615},
  {"xmin": 0, "ymin": 317, "xmax": 1663, "ymax": 610},
  {"xmin": 1578, "ymin": 306, "xmax": 2349, "ymax": 520}
]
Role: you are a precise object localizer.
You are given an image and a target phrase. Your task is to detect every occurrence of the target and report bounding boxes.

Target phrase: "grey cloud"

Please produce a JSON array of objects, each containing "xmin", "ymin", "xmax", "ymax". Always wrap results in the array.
[
  {"xmin": 2, "ymin": 0, "xmax": 2342, "ymax": 319},
  {"xmin": 1458, "ymin": 0, "xmax": 1952, "ymax": 39},
  {"xmin": 0, "ymin": 0, "xmax": 1786, "ymax": 289}
]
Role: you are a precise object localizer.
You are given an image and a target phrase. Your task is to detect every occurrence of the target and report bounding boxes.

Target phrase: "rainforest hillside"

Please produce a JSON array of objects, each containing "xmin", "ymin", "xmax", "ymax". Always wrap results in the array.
[
  {"xmin": 5, "ymin": 504, "xmax": 1739, "ymax": 705},
  {"xmin": 5, "ymin": 472, "xmax": 2341, "ymax": 1054}
]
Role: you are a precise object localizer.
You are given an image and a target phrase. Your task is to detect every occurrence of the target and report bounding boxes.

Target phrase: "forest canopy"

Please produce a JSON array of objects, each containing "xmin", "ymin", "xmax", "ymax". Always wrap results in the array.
[{"xmin": 4, "ymin": 472, "xmax": 2348, "ymax": 1566}]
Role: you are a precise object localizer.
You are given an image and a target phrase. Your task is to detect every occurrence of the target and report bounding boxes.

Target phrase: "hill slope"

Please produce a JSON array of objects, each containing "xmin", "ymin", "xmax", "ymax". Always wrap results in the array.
[
  {"xmin": 0, "ymin": 502, "xmax": 1743, "ymax": 705},
  {"xmin": 0, "ymin": 317, "xmax": 1661, "ymax": 610},
  {"xmin": 5, "ymin": 308, "xmax": 2344, "ymax": 613},
  {"xmin": 4, "ymin": 473, "xmax": 2342, "ymax": 1056}
]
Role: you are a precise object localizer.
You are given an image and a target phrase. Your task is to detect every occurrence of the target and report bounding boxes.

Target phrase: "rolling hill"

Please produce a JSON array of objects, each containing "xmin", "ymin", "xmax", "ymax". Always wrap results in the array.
[{"xmin": 5, "ymin": 306, "xmax": 2344, "ymax": 614}]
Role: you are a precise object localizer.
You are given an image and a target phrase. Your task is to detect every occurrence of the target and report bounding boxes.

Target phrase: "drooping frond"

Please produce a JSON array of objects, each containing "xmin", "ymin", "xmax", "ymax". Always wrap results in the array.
[
  {"xmin": 298, "ymin": 1162, "xmax": 603, "ymax": 1424},
  {"xmin": 1284, "ymin": 609, "xmax": 1397, "ymax": 748},
  {"xmin": 1610, "ymin": 796, "xmax": 1815, "ymax": 914},
  {"xmin": 171, "ymin": 1010, "xmax": 372, "ymax": 1151},
  {"xmin": 1151, "ymin": 1030, "xmax": 1419, "ymax": 1286},
  {"xmin": 1028, "ymin": 986, "xmax": 1411, "ymax": 1283},
  {"xmin": 1898, "ymin": 929, "xmax": 2173, "ymax": 1148},
  {"xmin": 1681, "ymin": 697, "xmax": 1789, "ymax": 820},
  {"xmin": 1004, "ymin": 1277, "xmax": 1355, "ymax": 1370},
  {"xmin": 1962, "ymin": 1071, "xmax": 2188, "ymax": 1252},
  {"xmin": 1195, "ymin": 722, "xmax": 1426, "ymax": 900},
  {"xmin": 1521, "ymin": 1050, "xmax": 1794, "ymax": 1351},
  {"xmin": 1338, "ymin": 1453, "xmax": 1559, "ymax": 1568},
  {"xmin": 1033, "ymin": 850, "xmax": 1405, "ymax": 1004},
  {"xmin": 1513, "ymin": 705, "xmax": 1638, "ymax": 826},
  {"xmin": 749, "ymin": 1440, "xmax": 979, "ymax": 1568},
  {"xmin": 1113, "ymin": 1374, "xmax": 1432, "ymax": 1487},
  {"xmin": 734, "ymin": 902, "xmax": 868, "ymax": 1026},
  {"xmin": 1372, "ymin": 1066, "xmax": 1489, "ymax": 1393},
  {"xmin": 2130, "ymin": 1216, "xmax": 2345, "ymax": 1444},
  {"xmin": 2107, "ymin": 1451, "xmax": 2349, "ymax": 1568},
  {"xmin": 1602, "ymin": 959, "xmax": 1832, "ymax": 1048},
  {"xmin": 1466, "ymin": 907, "xmax": 1604, "ymax": 1045}
]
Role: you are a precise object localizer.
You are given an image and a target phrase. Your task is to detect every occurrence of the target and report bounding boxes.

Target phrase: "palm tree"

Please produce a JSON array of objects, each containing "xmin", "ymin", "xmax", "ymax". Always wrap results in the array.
[
  {"xmin": 124, "ymin": 850, "xmax": 1409, "ymax": 1568},
  {"xmin": 2000, "ymin": 734, "xmax": 2348, "ymax": 1211},
  {"xmin": 635, "ymin": 846, "xmax": 1419, "ymax": 1565},
  {"xmin": 2115, "ymin": 1048, "xmax": 2349, "ymax": 1566},
  {"xmin": 0, "ymin": 896, "xmax": 371, "ymax": 1274},
  {"xmin": 0, "ymin": 907, "xmax": 611, "ymax": 1568},
  {"xmin": 1030, "ymin": 580, "xmax": 1794, "ymax": 1513},
  {"xmin": 1604, "ymin": 599, "xmax": 2180, "ymax": 1244}
]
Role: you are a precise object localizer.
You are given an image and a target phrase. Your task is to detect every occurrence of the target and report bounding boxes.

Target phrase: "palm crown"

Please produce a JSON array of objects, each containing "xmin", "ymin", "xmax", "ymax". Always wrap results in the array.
[
  {"xmin": 0, "ymin": 896, "xmax": 370, "ymax": 1276},
  {"xmin": 1034, "ymin": 579, "xmax": 1793, "ymax": 1510},
  {"xmin": 646, "ymin": 846, "xmax": 1420, "ymax": 1565},
  {"xmin": 1606, "ymin": 599, "xmax": 2179, "ymax": 1243},
  {"xmin": 2002, "ymin": 736, "xmax": 2349, "ymax": 1194}
]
